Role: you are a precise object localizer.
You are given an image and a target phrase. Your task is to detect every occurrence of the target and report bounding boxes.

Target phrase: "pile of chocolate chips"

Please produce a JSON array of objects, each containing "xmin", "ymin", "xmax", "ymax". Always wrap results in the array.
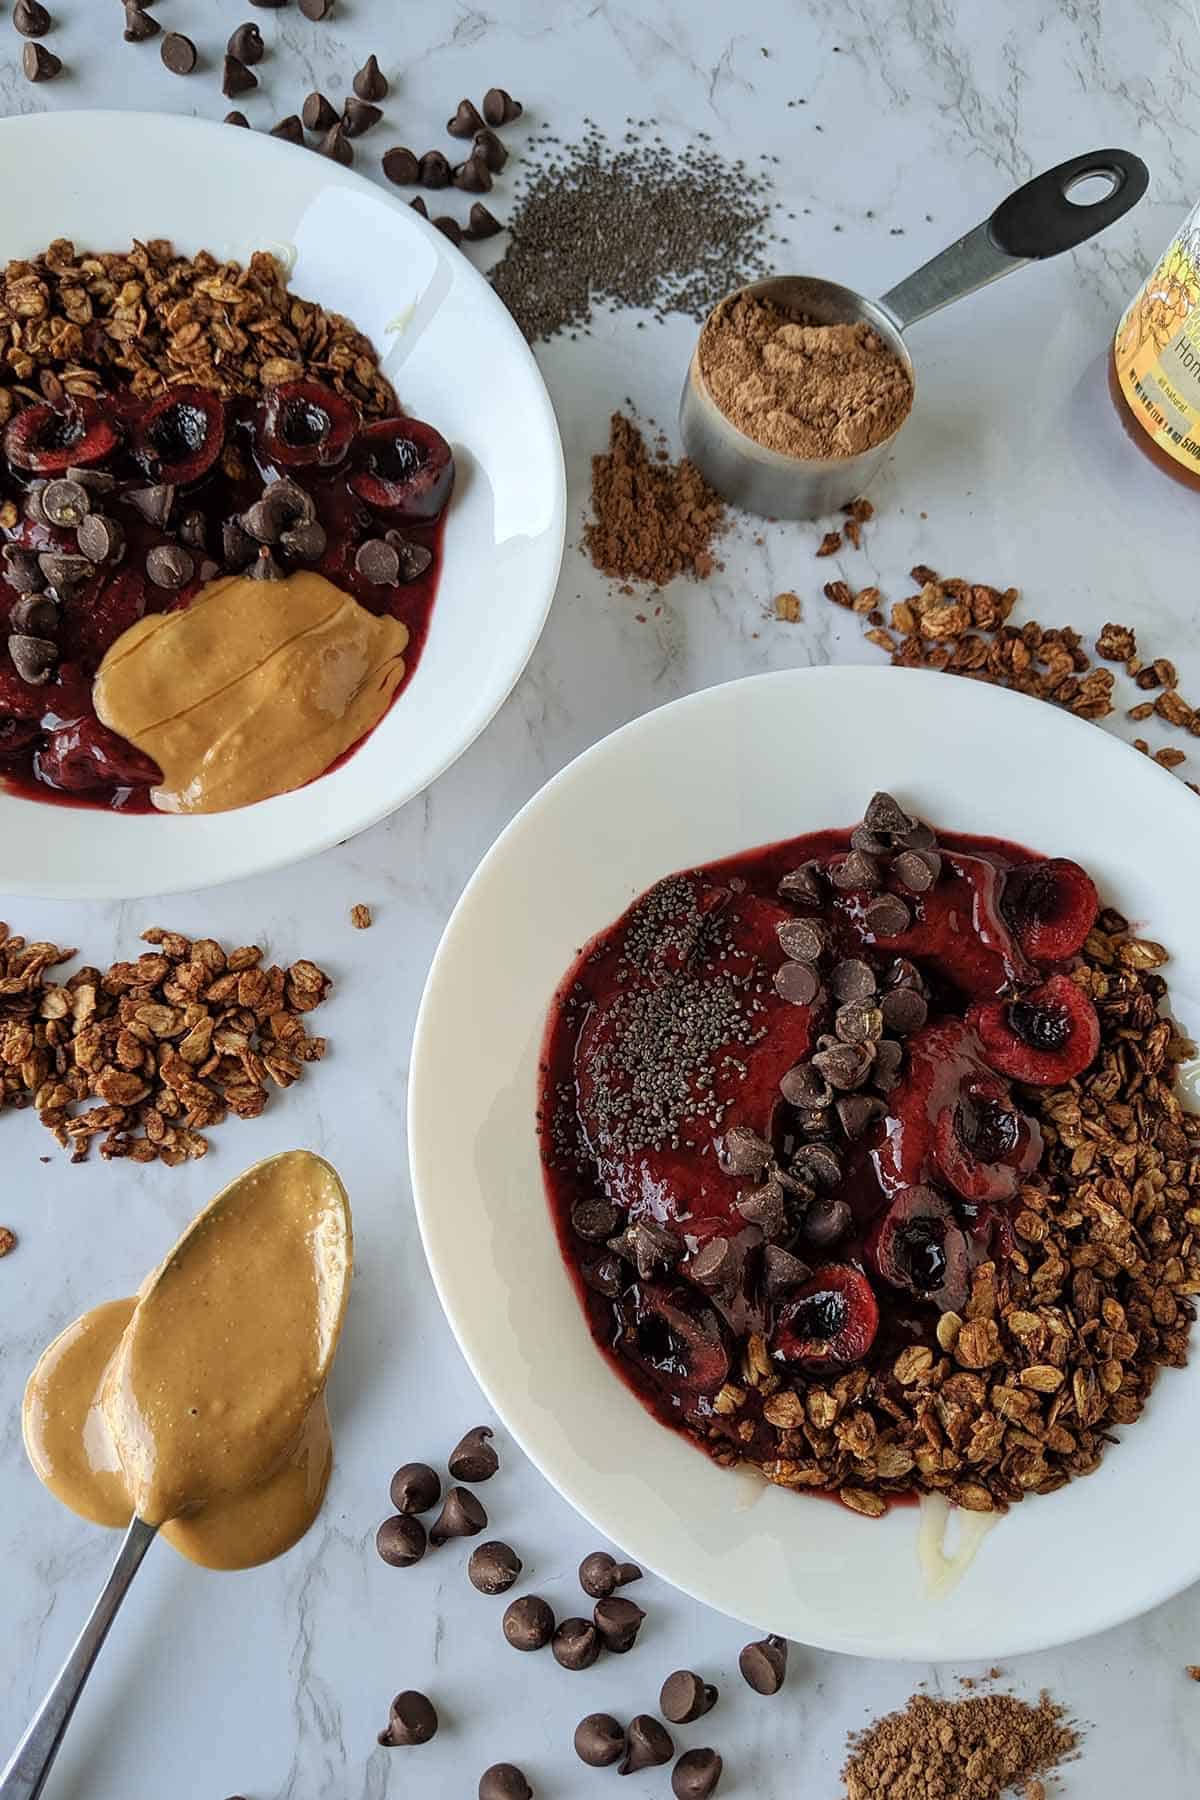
[{"xmin": 372, "ymin": 1423, "xmax": 793, "ymax": 1797}]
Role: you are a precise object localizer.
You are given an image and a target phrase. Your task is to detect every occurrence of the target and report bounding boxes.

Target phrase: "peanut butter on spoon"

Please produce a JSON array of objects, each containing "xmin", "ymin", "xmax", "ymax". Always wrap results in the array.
[{"xmin": 23, "ymin": 1150, "xmax": 352, "ymax": 1570}]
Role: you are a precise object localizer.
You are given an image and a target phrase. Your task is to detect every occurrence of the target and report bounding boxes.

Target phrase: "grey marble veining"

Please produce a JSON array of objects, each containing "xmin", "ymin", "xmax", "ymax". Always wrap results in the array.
[{"xmin": 1, "ymin": 2, "xmax": 1199, "ymax": 1796}]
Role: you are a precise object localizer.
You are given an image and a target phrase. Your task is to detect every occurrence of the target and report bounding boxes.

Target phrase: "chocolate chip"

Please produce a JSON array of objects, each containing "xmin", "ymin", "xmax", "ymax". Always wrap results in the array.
[
  {"xmin": 355, "ymin": 537, "xmax": 402, "ymax": 585},
  {"xmin": 593, "ymin": 1595, "xmax": 645, "ymax": 1654},
  {"xmin": 386, "ymin": 534, "xmax": 433, "ymax": 582},
  {"xmin": 790, "ymin": 1142, "xmax": 842, "ymax": 1188},
  {"xmin": 433, "ymin": 215, "xmax": 463, "ymax": 246},
  {"xmin": 375, "ymin": 1513, "xmax": 426, "ymax": 1567},
  {"xmin": 36, "ymin": 551, "xmax": 91, "ymax": 592},
  {"xmin": 160, "ymin": 32, "xmax": 196, "ymax": 75},
  {"xmin": 378, "ymin": 1690, "xmax": 438, "ymax": 1748},
  {"xmin": 777, "ymin": 917, "xmax": 825, "ymax": 962},
  {"xmin": 22, "ymin": 41, "xmax": 60, "ymax": 80},
  {"xmin": 429, "ymin": 1486, "xmax": 487, "ymax": 1545},
  {"xmin": 607, "ymin": 1218, "xmax": 678, "ymax": 1281},
  {"xmin": 224, "ymin": 111, "xmax": 250, "ymax": 127},
  {"xmin": 296, "ymin": 91, "xmax": 336, "ymax": 134},
  {"xmin": 410, "ymin": 196, "xmax": 429, "ymax": 217},
  {"xmin": 146, "ymin": 544, "xmax": 194, "ymax": 590},
  {"xmin": 778, "ymin": 862, "xmax": 824, "ymax": 904},
  {"xmin": 832, "ymin": 849, "xmax": 882, "ymax": 892},
  {"xmin": 298, "ymin": 0, "xmax": 334, "ymax": 16},
  {"xmin": 574, "ymin": 1715, "xmax": 625, "ymax": 1768},
  {"xmin": 898, "ymin": 818, "xmax": 937, "ymax": 850},
  {"xmin": 468, "ymin": 1539, "xmax": 522, "ymax": 1595},
  {"xmin": 672, "ymin": 1748, "xmax": 723, "ymax": 1799},
  {"xmin": 40, "ymin": 478, "xmax": 90, "ymax": 528},
  {"xmin": 122, "ymin": 5, "xmax": 159, "ymax": 43},
  {"xmin": 773, "ymin": 961, "xmax": 820, "ymax": 1007},
  {"xmin": 13, "ymin": 1, "xmax": 51, "ymax": 39},
  {"xmin": 718, "ymin": 1124, "xmax": 772, "ymax": 1176},
  {"xmin": 479, "ymin": 1765, "xmax": 532, "ymax": 1800},
  {"xmin": 832, "ymin": 959, "xmax": 877, "ymax": 1003},
  {"xmin": 836, "ymin": 1093, "xmax": 885, "ymax": 1139},
  {"xmin": 879, "ymin": 988, "xmax": 928, "ymax": 1035},
  {"xmin": 779, "ymin": 1062, "xmax": 831, "ymax": 1108},
  {"xmin": 318, "ymin": 124, "xmax": 353, "ymax": 165},
  {"xmin": 382, "ymin": 145, "xmax": 419, "ymax": 185},
  {"xmin": 863, "ymin": 790, "xmax": 915, "ymax": 837},
  {"xmin": 389, "ymin": 1461, "xmax": 440, "ymax": 1515},
  {"xmin": 8, "ymin": 594, "xmax": 57, "ymax": 637},
  {"xmin": 762, "ymin": 1243, "xmax": 811, "ymax": 1297},
  {"xmin": 179, "ymin": 511, "xmax": 207, "ymax": 551},
  {"xmin": 8, "ymin": 634, "xmax": 56, "ymax": 684},
  {"xmin": 553, "ymin": 1617, "xmax": 601, "ymax": 1670},
  {"xmin": 352, "ymin": 53, "xmax": 388, "ymax": 100},
  {"xmin": 735, "ymin": 1175, "xmax": 786, "ymax": 1239},
  {"xmin": 3, "ymin": 548, "xmax": 44, "ymax": 595},
  {"xmin": 738, "ymin": 1633, "xmax": 788, "ymax": 1695},
  {"xmin": 660, "ymin": 1671, "xmax": 718, "ymax": 1725},
  {"xmin": 245, "ymin": 480, "xmax": 314, "ymax": 545},
  {"xmin": 418, "ymin": 149, "xmax": 452, "ymax": 188},
  {"xmin": 850, "ymin": 824, "xmax": 891, "ymax": 855},
  {"xmin": 583, "ymin": 1254, "xmax": 622, "ymax": 1298},
  {"xmin": 835, "ymin": 1000, "xmax": 884, "ymax": 1045},
  {"xmin": 893, "ymin": 848, "xmax": 941, "ymax": 893},
  {"xmin": 77, "ymin": 514, "xmax": 124, "ymax": 564},
  {"xmin": 502, "ymin": 1594, "xmax": 555, "ymax": 1651},
  {"xmin": 448, "ymin": 1425, "xmax": 499, "ymax": 1484},
  {"xmin": 449, "ymin": 98, "xmax": 486, "ymax": 137},
  {"xmin": 465, "ymin": 201, "xmax": 504, "ymax": 240},
  {"xmin": 570, "ymin": 1196, "xmax": 620, "ymax": 1242},
  {"xmin": 482, "ymin": 87, "xmax": 522, "ymax": 126},
  {"xmin": 811, "ymin": 1040, "xmax": 873, "ymax": 1090},
  {"xmin": 454, "ymin": 156, "xmax": 493, "ymax": 193},
  {"xmin": 222, "ymin": 517, "xmax": 256, "ymax": 568},
  {"xmin": 690, "ymin": 1235, "xmax": 735, "ymax": 1293},
  {"xmin": 222, "ymin": 53, "xmax": 257, "ymax": 98},
  {"xmin": 281, "ymin": 518, "xmax": 327, "ymax": 562},
  {"xmin": 270, "ymin": 115, "xmax": 305, "ymax": 144},
  {"xmin": 472, "ymin": 127, "xmax": 508, "ymax": 172},
  {"xmin": 23, "ymin": 484, "xmax": 49, "ymax": 528},
  {"xmin": 579, "ymin": 1550, "xmax": 641, "ymax": 1598},
  {"xmin": 802, "ymin": 1195, "xmax": 852, "ymax": 1248},
  {"xmin": 198, "ymin": 559, "xmax": 220, "ymax": 585},
  {"xmin": 619, "ymin": 1716, "xmax": 673, "ymax": 1775},
  {"xmin": 228, "ymin": 22, "xmax": 264, "ymax": 64},
  {"xmin": 864, "ymin": 894, "xmax": 912, "ymax": 938},
  {"xmin": 343, "ymin": 98, "xmax": 383, "ymax": 138},
  {"xmin": 872, "ymin": 1036, "xmax": 904, "ymax": 1090},
  {"xmin": 127, "ymin": 483, "xmax": 174, "ymax": 527}
]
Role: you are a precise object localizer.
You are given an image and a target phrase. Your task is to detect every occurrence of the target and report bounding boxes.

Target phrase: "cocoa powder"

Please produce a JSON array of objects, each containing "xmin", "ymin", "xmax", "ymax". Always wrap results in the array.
[
  {"xmin": 583, "ymin": 412, "xmax": 725, "ymax": 587},
  {"xmin": 842, "ymin": 1687, "xmax": 1080, "ymax": 1799},
  {"xmin": 699, "ymin": 293, "xmax": 912, "ymax": 458}
]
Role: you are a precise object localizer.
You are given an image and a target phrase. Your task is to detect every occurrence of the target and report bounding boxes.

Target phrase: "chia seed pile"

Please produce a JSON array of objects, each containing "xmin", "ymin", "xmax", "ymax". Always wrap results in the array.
[{"xmin": 489, "ymin": 122, "xmax": 779, "ymax": 342}]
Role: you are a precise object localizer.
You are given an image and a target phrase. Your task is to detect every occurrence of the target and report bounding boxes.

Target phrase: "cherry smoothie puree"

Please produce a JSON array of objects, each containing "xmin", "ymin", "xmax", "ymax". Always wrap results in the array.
[
  {"xmin": 538, "ymin": 792, "xmax": 1102, "ymax": 1498},
  {"xmin": 0, "ymin": 377, "xmax": 452, "ymax": 811}
]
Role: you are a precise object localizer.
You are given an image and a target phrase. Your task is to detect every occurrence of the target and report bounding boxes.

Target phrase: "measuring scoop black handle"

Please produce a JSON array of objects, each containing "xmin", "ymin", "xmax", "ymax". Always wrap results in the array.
[{"xmin": 988, "ymin": 149, "xmax": 1149, "ymax": 260}]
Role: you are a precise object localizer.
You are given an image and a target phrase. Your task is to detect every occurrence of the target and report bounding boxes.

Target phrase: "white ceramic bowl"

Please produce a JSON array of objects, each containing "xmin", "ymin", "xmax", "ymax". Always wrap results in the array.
[
  {"xmin": 410, "ymin": 666, "xmax": 1200, "ymax": 1660},
  {"xmin": 0, "ymin": 113, "xmax": 565, "ymax": 899}
]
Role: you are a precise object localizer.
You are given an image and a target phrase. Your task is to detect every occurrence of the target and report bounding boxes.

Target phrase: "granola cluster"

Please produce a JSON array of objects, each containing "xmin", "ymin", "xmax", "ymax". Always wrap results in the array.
[
  {"xmin": 704, "ymin": 914, "xmax": 1200, "ymax": 1515},
  {"xmin": 0, "ymin": 238, "xmax": 397, "ymax": 420},
  {"xmin": 0, "ymin": 922, "xmax": 330, "ymax": 1164}
]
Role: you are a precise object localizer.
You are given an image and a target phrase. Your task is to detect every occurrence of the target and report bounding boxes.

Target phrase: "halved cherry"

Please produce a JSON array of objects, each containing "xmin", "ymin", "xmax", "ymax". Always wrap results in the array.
[
  {"xmin": 133, "ymin": 385, "xmax": 226, "ymax": 485},
  {"xmin": 349, "ymin": 416, "xmax": 455, "ymax": 520},
  {"xmin": 37, "ymin": 716, "xmax": 161, "ymax": 792},
  {"xmin": 256, "ymin": 378, "xmax": 359, "ymax": 471},
  {"xmin": 933, "ymin": 1071, "xmax": 1042, "ymax": 1203},
  {"xmin": 1001, "ymin": 858, "xmax": 1099, "ymax": 964},
  {"xmin": 969, "ymin": 973, "xmax": 1100, "ymax": 1087},
  {"xmin": 771, "ymin": 1263, "xmax": 879, "ymax": 1368},
  {"xmin": 869, "ymin": 1185, "xmax": 970, "ymax": 1313},
  {"xmin": 614, "ymin": 1281, "xmax": 730, "ymax": 1396},
  {"xmin": 58, "ymin": 568, "xmax": 146, "ymax": 667},
  {"xmin": 5, "ymin": 398, "xmax": 122, "ymax": 475}
]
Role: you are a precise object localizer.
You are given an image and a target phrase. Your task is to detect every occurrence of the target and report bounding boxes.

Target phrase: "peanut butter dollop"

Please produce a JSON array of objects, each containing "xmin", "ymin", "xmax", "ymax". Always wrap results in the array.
[{"xmin": 93, "ymin": 570, "xmax": 409, "ymax": 813}]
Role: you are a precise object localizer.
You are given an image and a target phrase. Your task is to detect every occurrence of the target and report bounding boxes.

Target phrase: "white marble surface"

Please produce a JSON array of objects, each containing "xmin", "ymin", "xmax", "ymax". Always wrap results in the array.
[{"xmin": 2, "ymin": 2, "xmax": 1199, "ymax": 1796}]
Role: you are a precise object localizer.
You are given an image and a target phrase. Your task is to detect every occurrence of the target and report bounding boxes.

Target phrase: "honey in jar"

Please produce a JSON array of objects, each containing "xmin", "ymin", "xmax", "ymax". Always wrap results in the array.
[{"xmin": 1110, "ymin": 200, "xmax": 1200, "ymax": 489}]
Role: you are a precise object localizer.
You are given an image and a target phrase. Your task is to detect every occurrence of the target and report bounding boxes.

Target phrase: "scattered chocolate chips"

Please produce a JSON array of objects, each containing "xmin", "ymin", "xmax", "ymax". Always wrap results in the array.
[
  {"xmin": 8, "ymin": 594, "xmax": 57, "ymax": 636},
  {"xmin": 146, "ymin": 544, "xmax": 194, "ymax": 590},
  {"xmin": 608, "ymin": 1217, "xmax": 678, "ymax": 1281},
  {"xmin": 690, "ymin": 1235, "xmax": 735, "ymax": 1293},
  {"xmin": 419, "ymin": 149, "xmax": 452, "ymax": 188},
  {"xmin": 593, "ymin": 1595, "xmax": 645, "ymax": 1653},
  {"xmin": 790, "ymin": 1142, "xmax": 842, "ymax": 1188},
  {"xmin": 836, "ymin": 1093, "xmax": 886, "ymax": 1139},
  {"xmin": 22, "ymin": 40, "xmax": 59, "ymax": 80},
  {"xmin": 776, "ymin": 917, "xmax": 825, "ymax": 962},
  {"xmin": 37, "ymin": 551, "xmax": 90, "ymax": 592},
  {"xmin": 811, "ymin": 1039, "xmax": 873, "ymax": 1090},
  {"xmin": 894, "ymin": 848, "xmax": 940, "ymax": 892},
  {"xmin": 619, "ymin": 1715, "xmax": 673, "ymax": 1776},
  {"xmin": 872, "ymin": 1036, "xmax": 904, "ymax": 1089},
  {"xmin": 222, "ymin": 53, "xmax": 257, "ymax": 98},
  {"xmin": 224, "ymin": 110, "xmax": 250, "ymax": 127},
  {"xmin": 298, "ymin": 0, "xmax": 334, "ymax": 17},
  {"xmin": 574, "ymin": 1714, "xmax": 625, "ymax": 1768},
  {"xmin": 353, "ymin": 53, "xmax": 388, "ymax": 101},
  {"xmin": 672, "ymin": 1747, "xmax": 723, "ymax": 1799},
  {"xmin": 122, "ymin": 4, "xmax": 159, "ymax": 42},
  {"xmin": 660, "ymin": 1670, "xmax": 718, "ymax": 1725},
  {"xmin": 302, "ymin": 90, "xmax": 338, "ymax": 132},
  {"xmin": 390, "ymin": 1462, "xmax": 440, "ymax": 1515},
  {"xmin": 468, "ymin": 1539, "xmax": 522, "ymax": 1595},
  {"xmin": 553, "ymin": 1617, "xmax": 601, "ymax": 1671},
  {"xmin": 864, "ymin": 893, "xmax": 912, "ymax": 938},
  {"xmin": 449, "ymin": 98, "xmax": 485, "ymax": 138},
  {"xmin": 3, "ymin": 548, "xmax": 44, "ymax": 595},
  {"xmin": 718, "ymin": 1124, "xmax": 772, "ymax": 1177},
  {"xmin": 76, "ymin": 513, "xmax": 124, "ymax": 564},
  {"xmin": 762, "ymin": 1242, "xmax": 810, "ymax": 1296},
  {"xmin": 479, "ymin": 1765, "xmax": 532, "ymax": 1800},
  {"xmin": 578, "ymin": 1550, "xmax": 641, "ymax": 1598},
  {"xmin": 429, "ymin": 1486, "xmax": 487, "ymax": 1545},
  {"xmin": 831, "ymin": 958, "xmax": 877, "ymax": 1003},
  {"xmin": 832, "ymin": 849, "xmax": 882, "ymax": 892},
  {"xmin": 8, "ymin": 634, "xmax": 57, "ymax": 685},
  {"xmin": 502, "ymin": 1594, "xmax": 555, "ymax": 1652},
  {"xmin": 570, "ymin": 1195, "xmax": 620, "ymax": 1242},
  {"xmin": 466, "ymin": 202, "xmax": 504, "ymax": 240},
  {"xmin": 773, "ymin": 960, "xmax": 820, "ymax": 1006},
  {"xmin": 355, "ymin": 537, "xmax": 401, "ymax": 586},
  {"xmin": 375, "ymin": 1513, "xmax": 427, "ymax": 1568},
  {"xmin": 735, "ymin": 1174, "xmax": 785, "ymax": 1238},
  {"xmin": 378, "ymin": 1690, "xmax": 438, "ymax": 1748},
  {"xmin": 343, "ymin": 98, "xmax": 383, "ymax": 138},
  {"xmin": 228, "ymin": 22, "xmax": 264, "ymax": 64},
  {"xmin": 270, "ymin": 115, "xmax": 305, "ymax": 143},
  {"xmin": 802, "ymin": 1194, "xmax": 852, "ymax": 1248},
  {"xmin": 879, "ymin": 987, "xmax": 928, "ymax": 1035},
  {"xmin": 482, "ymin": 87, "xmax": 522, "ymax": 125},
  {"xmin": 40, "ymin": 478, "xmax": 90, "ymax": 528},
  {"xmin": 280, "ymin": 518, "xmax": 327, "ymax": 562},
  {"xmin": 382, "ymin": 146, "xmax": 419, "ymax": 185},
  {"xmin": 434, "ymin": 214, "xmax": 463, "ymax": 245},
  {"xmin": 779, "ymin": 862, "xmax": 824, "ymax": 904},
  {"xmin": 738, "ymin": 1634, "xmax": 788, "ymax": 1695},
  {"xmin": 126, "ymin": 483, "xmax": 174, "ymax": 527},
  {"xmin": 410, "ymin": 196, "xmax": 429, "ymax": 217},
  {"xmin": 473, "ymin": 127, "xmax": 508, "ymax": 172},
  {"xmin": 835, "ymin": 999, "xmax": 884, "ymax": 1045},
  {"xmin": 160, "ymin": 31, "xmax": 197, "ymax": 75},
  {"xmin": 13, "ymin": 0, "xmax": 51, "ymax": 38},
  {"xmin": 318, "ymin": 124, "xmax": 353, "ymax": 165},
  {"xmin": 448, "ymin": 1426, "xmax": 499, "ymax": 1483},
  {"xmin": 454, "ymin": 156, "xmax": 493, "ymax": 193}
]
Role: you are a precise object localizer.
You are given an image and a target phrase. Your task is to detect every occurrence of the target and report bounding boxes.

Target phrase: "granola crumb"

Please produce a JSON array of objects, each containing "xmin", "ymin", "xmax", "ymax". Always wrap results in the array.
[
  {"xmin": 0, "ymin": 1226, "xmax": 15, "ymax": 1257},
  {"xmin": 1186, "ymin": 1665, "xmax": 1200, "ymax": 1682},
  {"xmin": 774, "ymin": 591, "xmax": 802, "ymax": 623},
  {"xmin": 816, "ymin": 529, "xmax": 843, "ymax": 557},
  {"xmin": 350, "ymin": 903, "xmax": 373, "ymax": 930}
]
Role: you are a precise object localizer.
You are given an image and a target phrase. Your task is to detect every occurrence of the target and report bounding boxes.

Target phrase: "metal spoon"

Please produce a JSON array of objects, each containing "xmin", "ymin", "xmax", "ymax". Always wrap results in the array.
[
  {"xmin": 0, "ymin": 1518, "xmax": 156, "ymax": 1800},
  {"xmin": 679, "ymin": 148, "xmax": 1149, "ymax": 519}
]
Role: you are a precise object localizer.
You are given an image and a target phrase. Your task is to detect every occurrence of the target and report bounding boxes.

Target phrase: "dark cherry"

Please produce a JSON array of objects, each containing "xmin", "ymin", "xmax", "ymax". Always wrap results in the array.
[
  {"xmin": 933, "ymin": 1072, "xmax": 1040, "ymax": 1204},
  {"xmin": 256, "ymin": 378, "xmax": 359, "ymax": 471},
  {"xmin": 349, "ymin": 417, "xmax": 455, "ymax": 521},
  {"xmin": 869, "ymin": 1186, "xmax": 970, "ymax": 1314},
  {"xmin": 615, "ymin": 1282, "xmax": 729, "ymax": 1396},
  {"xmin": 5, "ymin": 398, "xmax": 122, "ymax": 475},
  {"xmin": 771, "ymin": 1263, "xmax": 879, "ymax": 1367},
  {"xmin": 38, "ymin": 715, "xmax": 162, "ymax": 792},
  {"xmin": 1001, "ymin": 857, "xmax": 1099, "ymax": 964},
  {"xmin": 133, "ymin": 385, "xmax": 226, "ymax": 486},
  {"xmin": 969, "ymin": 973, "xmax": 1101, "ymax": 1087}
]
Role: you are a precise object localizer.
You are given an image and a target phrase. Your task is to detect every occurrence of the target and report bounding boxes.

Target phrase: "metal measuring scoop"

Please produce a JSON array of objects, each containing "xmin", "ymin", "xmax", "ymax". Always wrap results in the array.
[{"xmin": 679, "ymin": 149, "xmax": 1148, "ymax": 520}]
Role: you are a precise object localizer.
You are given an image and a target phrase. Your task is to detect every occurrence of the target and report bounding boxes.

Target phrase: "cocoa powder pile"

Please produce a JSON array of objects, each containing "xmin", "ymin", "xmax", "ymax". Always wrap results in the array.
[
  {"xmin": 842, "ymin": 1687, "xmax": 1080, "ymax": 1799},
  {"xmin": 583, "ymin": 412, "xmax": 726, "ymax": 587},
  {"xmin": 699, "ymin": 293, "xmax": 913, "ymax": 458}
]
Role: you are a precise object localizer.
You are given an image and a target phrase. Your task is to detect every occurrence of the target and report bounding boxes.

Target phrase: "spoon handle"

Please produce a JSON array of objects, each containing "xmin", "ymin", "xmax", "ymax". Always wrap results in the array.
[{"xmin": 0, "ymin": 1517, "xmax": 157, "ymax": 1800}]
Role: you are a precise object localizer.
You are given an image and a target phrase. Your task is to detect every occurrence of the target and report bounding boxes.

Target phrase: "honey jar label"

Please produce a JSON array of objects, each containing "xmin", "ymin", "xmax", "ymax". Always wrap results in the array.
[{"xmin": 1114, "ymin": 203, "xmax": 1200, "ymax": 474}]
